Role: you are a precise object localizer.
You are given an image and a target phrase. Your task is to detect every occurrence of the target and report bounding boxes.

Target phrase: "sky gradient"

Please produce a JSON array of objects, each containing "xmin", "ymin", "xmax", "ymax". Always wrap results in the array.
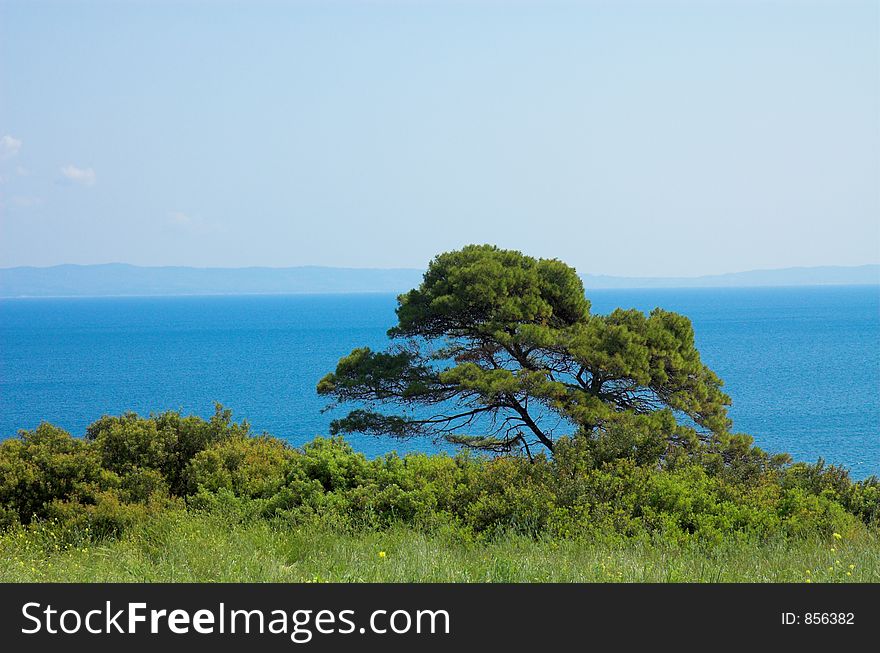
[{"xmin": 1, "ymin": 0, "xmax": 878, "ymax": 276}]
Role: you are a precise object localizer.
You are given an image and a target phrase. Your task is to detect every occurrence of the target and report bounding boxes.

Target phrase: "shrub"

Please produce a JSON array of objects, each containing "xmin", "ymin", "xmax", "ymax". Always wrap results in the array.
[
  {"xmin": 186, "ymin": 435, "xmax": 293, "ymax": 498},
  {"xmin": 0, "ymin": 409, "xmax": 876, "ymax": 546},
  {"xmin": 0, "ymin": 423, "xmax": 115, "ymax": 527},
  {"xmin": 567, "ymin": 411, "xmax": 676, "ymax": 470},
  {"xmin": 86, "ymin": 404, "xmax": 249, "ymax": 495},
  {"xmin": 462, "ymin": 456, "xmax": 555, "ymax": 537},
  {"xmin": 43, "ymin": 493, "xmax": 165, "ymax": 541},
  {"xmin": 844, "ymin": 478, "xmax": 880, "ymax": 526}
]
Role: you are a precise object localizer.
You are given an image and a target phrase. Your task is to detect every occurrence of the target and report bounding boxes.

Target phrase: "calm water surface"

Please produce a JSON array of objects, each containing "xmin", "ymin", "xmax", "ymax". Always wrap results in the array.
[{"xmin": 1, "ymin": 286, "xmax": 877, "ymax": 476}]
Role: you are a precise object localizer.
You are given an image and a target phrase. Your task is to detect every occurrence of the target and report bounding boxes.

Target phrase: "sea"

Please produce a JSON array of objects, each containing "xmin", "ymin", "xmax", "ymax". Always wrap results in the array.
[{"xmin": 1, "ymin": 286, "xmax": 877, "ymax": 478}]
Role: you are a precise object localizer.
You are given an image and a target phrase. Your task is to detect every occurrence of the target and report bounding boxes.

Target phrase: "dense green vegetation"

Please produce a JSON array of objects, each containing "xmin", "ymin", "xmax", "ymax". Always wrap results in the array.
[{"xmin": 0, "ymin": 406, "xmax": 877, "ymax": 581}]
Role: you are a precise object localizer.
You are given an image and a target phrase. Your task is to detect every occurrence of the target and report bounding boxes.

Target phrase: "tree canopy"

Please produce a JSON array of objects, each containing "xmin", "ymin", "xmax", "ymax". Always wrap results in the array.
[{"xmin": 317, "ymin": 244, "xmax": 732, "ymax": 456}]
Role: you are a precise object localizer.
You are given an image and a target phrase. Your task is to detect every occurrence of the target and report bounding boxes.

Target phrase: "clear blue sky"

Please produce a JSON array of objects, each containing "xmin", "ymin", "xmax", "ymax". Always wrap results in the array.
[{"xmin": 1, "ymin": 0, "xmax": 877, "ymax": 276}]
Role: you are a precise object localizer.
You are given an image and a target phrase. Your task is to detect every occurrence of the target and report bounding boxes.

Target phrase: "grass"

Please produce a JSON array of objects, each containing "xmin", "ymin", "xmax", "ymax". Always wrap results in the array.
[{"xmin": 1, "ymin": 511, "xmax": 878, "ymax": 583}]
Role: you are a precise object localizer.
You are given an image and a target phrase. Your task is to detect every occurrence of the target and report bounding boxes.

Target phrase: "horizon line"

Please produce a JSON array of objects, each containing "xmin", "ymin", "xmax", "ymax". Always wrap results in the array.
[{"xmin": 2, "ymin": 261, "xmax": 879, "ymax": 282}]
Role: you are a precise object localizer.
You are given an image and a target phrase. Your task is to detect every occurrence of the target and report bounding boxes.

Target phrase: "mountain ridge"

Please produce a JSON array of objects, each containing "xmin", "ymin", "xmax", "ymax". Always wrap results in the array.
[{"xmin": 1, "ymin": 263, "xmax": 878, "ymax": 297}]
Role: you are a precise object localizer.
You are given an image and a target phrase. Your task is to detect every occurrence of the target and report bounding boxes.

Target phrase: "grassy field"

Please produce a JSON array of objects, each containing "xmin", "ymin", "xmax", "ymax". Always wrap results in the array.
[{"xmin": 1, "ymin": 511, "xmax": 877, "ymax": 583}]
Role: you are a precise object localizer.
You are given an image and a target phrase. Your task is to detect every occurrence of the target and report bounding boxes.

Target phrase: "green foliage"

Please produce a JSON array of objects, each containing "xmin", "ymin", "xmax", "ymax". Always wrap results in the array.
[
  {"xmin": 0, "ymin": 423, "xmax": 111, "ymax": 528},
  {"xmin": 43, "ymin": 493, "xmax": 163, "ymax": 541},
  {"xmin": 0, "ymin": 410, "xmax": 876, "ymax": 548},
  {"xmin": 186, "ymin": 435, "xmax": 292, "ymax": 498},
  {"xmin": 319, "ymin": 244, "xmax": 731, "ymax": 455},
  {"xmin": 392, "ymin": 244, "xmax": 591, "ymax": 337},
  {"xmin": 0, "ymin": 422, "xmax": 179, "ymax": 538},
  {"xmin": 86, "ymin": 403, "xmax": 249, "ymax": 495},
  {"xmin": 782, "ymin": 460, "xmax": 880, "ymax": 527}
]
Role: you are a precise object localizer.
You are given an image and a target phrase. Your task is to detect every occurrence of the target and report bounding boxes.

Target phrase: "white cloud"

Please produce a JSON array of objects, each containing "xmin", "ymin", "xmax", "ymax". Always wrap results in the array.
[
  {"xmin": 1, "ymin": 135, "xmax": 22, "ymax": 158},
  {"xmin": 60, "ymin": 164, "xmax": 96, "ymax": 186}
]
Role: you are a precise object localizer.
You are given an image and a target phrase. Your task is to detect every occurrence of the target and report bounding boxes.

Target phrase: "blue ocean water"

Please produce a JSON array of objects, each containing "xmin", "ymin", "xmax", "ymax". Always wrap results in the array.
[{"xmin": 1, "ymin": 287, "xmax": 877, "ymax": 477}]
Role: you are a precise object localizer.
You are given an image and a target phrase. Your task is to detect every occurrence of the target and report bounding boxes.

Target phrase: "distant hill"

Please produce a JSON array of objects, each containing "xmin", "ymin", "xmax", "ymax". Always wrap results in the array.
[
  {"xmin": 580, "ymin": 265, "xmax": 880, "ymax": 289},
  {"xmin": 0, "ymin": 263, "xmax": 877, "ymax": 298}
]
